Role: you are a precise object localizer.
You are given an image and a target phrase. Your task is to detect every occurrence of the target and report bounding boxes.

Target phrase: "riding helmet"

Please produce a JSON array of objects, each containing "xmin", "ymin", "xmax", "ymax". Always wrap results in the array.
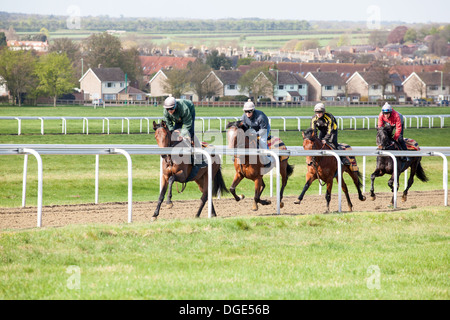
[
  {"xmin": 314, "ymin": 103, "xmax": 326, "ymax": 113},
  {"xmin": 381, "ymin": 102, "xmax": 393, "ymax": 113}
]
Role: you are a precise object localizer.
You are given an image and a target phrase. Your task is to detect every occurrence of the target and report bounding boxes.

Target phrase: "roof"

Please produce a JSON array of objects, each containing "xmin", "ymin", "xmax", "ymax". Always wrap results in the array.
[
  {"xmin": 91, "ymin": 68, "xmax": 126, "ymax": 82},
  {"xmin": 287, "ymin": 91, "xmax": 301, "ymax": 97},
  {"xmin": 306, "ymin": 72, "xmax": 347, "ymax": 86},
  {"xmin": 269, "ymin": 71, "xmax": 307, "ymax": 85},
  {"xmin": 118, "ymin": 86, "xmax": 146, "ymax": 94},
  {"xmin": 238, "ymin": 61, "xmax": 371, "ymax": 80},
  {"xmin": 389, "ymin": 65, "xmax": 445, "ymax": 81},
  {"xmin": 140, "ymin": 56, "xmax": 196, "ymax": 75},
  {"xmin": 411, "ymin": 72, "xmax": 450, "ymax": 86},
  {"xmin": 212, "ymin": 70, "xmax": 243, "ymax": 85}
]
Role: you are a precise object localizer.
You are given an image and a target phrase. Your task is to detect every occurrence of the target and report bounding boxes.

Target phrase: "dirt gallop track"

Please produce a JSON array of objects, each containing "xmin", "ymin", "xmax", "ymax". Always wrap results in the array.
[{"xmin": 0, "ymin": 190, "xmax": 448, "ymax": 230}]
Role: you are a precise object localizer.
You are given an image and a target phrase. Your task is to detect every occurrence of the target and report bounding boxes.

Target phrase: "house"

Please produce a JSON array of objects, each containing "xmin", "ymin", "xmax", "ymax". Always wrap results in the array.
[
  {"xmin": 304, "ymin": 72, "xmax": 347, "ymax": 102},
  {"xmin": 346, "ymin": 71, "xmax": 403, "ymax": 103},
  {"xmin": 149, "ymin": 69, "xmax": 198, "ymax": 101},
  {"xmin": 140, "ymin": 56, "xmax": 196, "ymax": 83},
  {"xmin": 402, "ymin": 71, "xmax": 450, "ymax": 101},
  {"xmin": 7, "ymin": 40, "xmax": 49, "ymax": 52},
  {"xmin": 79, "ymin": 67, "xmax": 145, "ymax": 102},
  {"xmin": 253, "ymin": 70, "xmax": 308, "ymax": 102},
  {"xmin": 201, "ymin": 70, "xmax": 245, "ymax": 101}
]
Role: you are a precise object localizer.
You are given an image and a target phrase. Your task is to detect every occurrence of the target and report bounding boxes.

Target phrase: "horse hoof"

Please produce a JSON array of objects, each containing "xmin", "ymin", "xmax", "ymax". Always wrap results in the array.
[
  {"xmin": 360, "ymin": 196, "xmax": 366, "ymax": 201},
  {"xmin": 370, "ymin": 196, "xmax": 376, "ymax": 201},
  {"xmin": 166, "ymin": 202, "xmax": 173, "ymax": 209},
  {"xmin": 252, "ymin": 203, "xmax": 258, "ymax": 211},
  {"xmin": 151, "ymin": 216, "xmax": 158, "ymax": 222},
  {"xmin": 280, "ymin": 202, "xmax": 284, "ymax": 209},
  {"xmin": 402, "ymin": 196, "xmax": 407, "ymax": 202},
  {"xmin": 240, "ymin": 195, "xmax": 245, "ymax": 200},
  {"xmin": 294, "ymin": 200, "xmax": 301, "ymax": 205}
]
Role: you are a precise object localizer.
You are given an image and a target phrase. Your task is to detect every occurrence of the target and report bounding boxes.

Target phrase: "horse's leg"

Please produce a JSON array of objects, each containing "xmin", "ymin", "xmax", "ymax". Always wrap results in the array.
[
  {"xmin": 325, "ymin": 180, "xmax": 333, "ymax": 213},
  {"xmin": 230, "ymin": 172, "xmax": 245, "ymax": 201},
  {"xmin": 153, "ymin": 175, "xmax": 169, "ymax": 221},
  {"xmin": 166, "ymin": 175, "xmax": 175, "ymax": 209},
  {"xmin": 345, "ymin": 167, "xmax": 366, "ymax": 202},
  {"xmin": 370, "ymin": 169, "xmax": 385, "ymax": 201},
  {"xmin": 279, "ymin": 171, "xmax": 288, "ymax": 209},
  {"xmin": 254, "ymin": 177, "xmax": 271, "ymax": 211},
  {"xmin": 337, "ymin": 176, "xmax": 353, "ymax": 212},
  {"xmin": 402, "ymin": 160, "xmax": 417, "ymax": 202},
  {"xmin": 294, "ymin": 173, "xmax": 315, "ymax": 205}
]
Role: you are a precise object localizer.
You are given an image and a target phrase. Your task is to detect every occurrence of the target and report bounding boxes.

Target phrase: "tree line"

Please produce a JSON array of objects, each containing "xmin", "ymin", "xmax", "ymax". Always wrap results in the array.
[{"xmin": 0, "ymin": 12, "xmax": 310, "ymax": 32}]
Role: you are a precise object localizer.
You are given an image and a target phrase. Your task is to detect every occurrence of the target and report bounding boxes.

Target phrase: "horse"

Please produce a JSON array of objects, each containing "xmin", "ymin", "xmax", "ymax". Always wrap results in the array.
[
  {"xmin": 226, "ymin": 121, "xmax": 294, "ymax": 211},
  {"xmin": 295, "ymin": 128, "xmax": 366, "ymax": 212},
  {"xmin": 152, "ymin": 120, "xmax": 228, "ymax": 220},
  {"xmin": 370, "ymin": 124, "xmax": 428, "ymax": 203}
]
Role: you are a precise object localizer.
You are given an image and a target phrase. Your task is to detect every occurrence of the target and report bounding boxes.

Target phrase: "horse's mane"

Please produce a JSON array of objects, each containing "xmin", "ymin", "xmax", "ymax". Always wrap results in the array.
[
  {"xmin": 226, "ymin": 121, "xmax": 245, "ymax": 130},
  {"xmin": 303, "ymin": 128, "xmax": 316, "ymax": 140}
]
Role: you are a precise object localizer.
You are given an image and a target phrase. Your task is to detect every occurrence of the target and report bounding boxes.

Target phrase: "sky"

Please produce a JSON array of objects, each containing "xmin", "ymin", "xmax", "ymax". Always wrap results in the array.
[{"xmin": 1, "ymin": 0, "xmax": 449, "ymax": 24}]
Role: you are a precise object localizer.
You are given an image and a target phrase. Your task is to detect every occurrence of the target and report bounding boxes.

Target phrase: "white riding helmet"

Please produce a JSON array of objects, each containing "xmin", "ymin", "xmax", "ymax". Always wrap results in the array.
[
  {"xmin": 243, "ymin": 99, "xmax": 255, "ymax": 111},
  {"xmin": 164, "ymin": 96, "xmax": 176, "ymax": 109},
  {"xmin": 381, "ymin": 102, "xmax": 393, "ymax": 113},
  {"xmin": 314, "ymin": 103, "xmax": 325, "ymax": 113}
]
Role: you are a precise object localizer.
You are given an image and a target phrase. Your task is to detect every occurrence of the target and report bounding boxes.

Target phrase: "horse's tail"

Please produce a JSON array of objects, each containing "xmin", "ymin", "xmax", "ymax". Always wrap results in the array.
[
  {"xmin": 212, "ymin": 167, "xmax": 229, "ymax": 197},
  {"xmin": 415, "ymin": 162, "xmax": 429, "ymax": 182},
  {"xmin": 286, "ymin": 162, "xmax": 294, "ymax": 178},
  {"xmin": 355, "ymin": 170, "xmax": 363, "ymax": 189}
]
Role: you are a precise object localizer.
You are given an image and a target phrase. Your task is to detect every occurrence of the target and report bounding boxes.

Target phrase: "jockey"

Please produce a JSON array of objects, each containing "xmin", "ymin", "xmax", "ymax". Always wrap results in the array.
[
  {"xmin": 311, "ymin": 103, "xmax": 350, "ymax": 166},
  {"xmin": 378, "ymin": 103, "xmax": 410, "ymax": 161},
  {"xmin": 163, "ymin": 96, "xmax": 201, "ymax": 164},
  {"xmin": 241, "ymin": 99, "xmax": 272, "ymax": 168}
]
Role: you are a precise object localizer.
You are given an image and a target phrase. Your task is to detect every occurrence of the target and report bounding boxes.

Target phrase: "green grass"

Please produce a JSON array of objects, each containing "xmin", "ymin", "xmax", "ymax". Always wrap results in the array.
[
  {"xmin": 0, "ymin": 105, "xmax": 449, "ymax": 207},
  {"xmin": 0, "ymin": 208, "xmax": 448, "ymax": 299}
]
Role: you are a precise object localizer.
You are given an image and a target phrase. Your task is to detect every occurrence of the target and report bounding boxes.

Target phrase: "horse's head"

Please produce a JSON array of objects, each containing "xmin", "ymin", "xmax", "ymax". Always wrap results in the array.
[
  {"xmin": 153, "ymin": 120, "xmax": 171, "ymax": 148},
  {"xmin": 302, "ymin": 128, "xmax": 322, "ymax": 150},
  {"xmin": 226, "ymin": 121, "xmax": 247, "ymax": 149},
  {"xmin": 376, "ymin": 124, "xmax": 394, "ymax": 150}
]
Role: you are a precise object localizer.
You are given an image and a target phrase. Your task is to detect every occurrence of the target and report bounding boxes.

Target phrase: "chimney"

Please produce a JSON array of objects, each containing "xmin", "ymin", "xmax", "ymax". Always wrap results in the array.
[
  {"xmin": 317, "ymin": 68, "xmax": 321, "ymax": 72},
  {"xmin": 98, "ymin": 64, "xmax": 102, "ymax": 68}
]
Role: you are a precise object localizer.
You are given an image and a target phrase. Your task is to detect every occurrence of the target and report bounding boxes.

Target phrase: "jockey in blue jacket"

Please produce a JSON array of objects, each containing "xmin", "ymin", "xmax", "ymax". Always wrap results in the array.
[{"xmin": 241, "ymin": 99, "xmax": 272, "ymax": 168}]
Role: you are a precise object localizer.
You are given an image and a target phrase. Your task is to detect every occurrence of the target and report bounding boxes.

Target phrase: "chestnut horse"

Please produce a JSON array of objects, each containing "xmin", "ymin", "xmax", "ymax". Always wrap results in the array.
[
  {"xmin": 226, "ymin": 121, "xmax": 294, "ymax": 211},
  {"xmin": 370, "ymin": 124, "xmax": 428, "ymax": 204},
  {"xmin": 152, "ymin": 121, "xmax": 227, "ymax": 220},
  {"xmin": 295, "ymin": 128, "xmax": 366, "ymax": 212}
]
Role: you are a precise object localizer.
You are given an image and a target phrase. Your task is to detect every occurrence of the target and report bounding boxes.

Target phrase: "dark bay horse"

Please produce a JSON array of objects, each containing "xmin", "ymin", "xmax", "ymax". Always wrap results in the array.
[
  {"xmin": 152, "ymin": 121, "xmax": 227, "ymax": 220},
  {"xmin": 226, "ymin": 121, "xmax": 294, "ymax": 211},
  {"xmin": 370, "ymin": 124, "xmax": 428, "ymax": 203},
  {"xmin": 295, "ymin": 128, "xmax": 366, "ymax": 212}
]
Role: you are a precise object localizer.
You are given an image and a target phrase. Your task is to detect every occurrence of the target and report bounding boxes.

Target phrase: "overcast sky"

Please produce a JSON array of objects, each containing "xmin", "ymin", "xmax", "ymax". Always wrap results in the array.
[{"xmin": 2, "ymin": 0, "xmax": 449, "ymax": 24}]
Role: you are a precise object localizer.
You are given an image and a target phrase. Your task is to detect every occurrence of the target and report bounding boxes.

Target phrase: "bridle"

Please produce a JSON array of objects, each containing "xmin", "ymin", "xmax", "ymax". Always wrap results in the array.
[{"xmin": 304, "ymin": 136, "xmax": 328, "ymax": 186}]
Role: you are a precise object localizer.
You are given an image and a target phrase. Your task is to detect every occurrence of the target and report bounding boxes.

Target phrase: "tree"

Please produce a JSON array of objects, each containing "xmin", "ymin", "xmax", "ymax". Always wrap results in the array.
[
  {"xmin": 82, "ymin": 32, "xmax": 122, "ymax": 69},
  {"xmin": 0, "ymin": 48, "xmax": 37, "ymax": 106},
  {"xmin": 238, "ymin": 66, "xmax": 273, "ymax": 100},
  {"xmin": 35, "ymin": 52, "xmax": 76, "ymax": 107},
  {"xmin": 205, "ymin": 50, "xmax": 232, "ymax": 70},
  {"xmin": 0, "ymin": 32, "xmax": 6, "ymax": 47},
  {"xmin": 387, "ymin": 26, "xmax": 408, "ymax": 44},
  {"xmin": 187, "ymin": 60, "xmax": 212, "ymax": 101},
  {"xmin": 162, "ymin": 69, "xmax": 190, "ymax": 98},
  {"xmin": 403, "ymin": 28, "xmax": 418, "ymax": 43},
  {"xmin": 370, "ymin": 60, "xmax": 393, "ymax": 99},
  {"xmin": 368, "ymin": 30, "xmax": 388, "ymax": 47}
]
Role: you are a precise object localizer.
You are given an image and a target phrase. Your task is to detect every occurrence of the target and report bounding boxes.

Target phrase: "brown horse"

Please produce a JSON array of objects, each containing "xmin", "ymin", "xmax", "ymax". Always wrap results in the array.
[
  {"xmin": 370, "ymin": 124, "xmax": 428, "ymax": 204},
  {"xmin": 226, "ymin": 121, "xmax": 294, "ymax": 211},
  {"xmin": 152, "ymin": 121, "xmax": 227, "ymax": 220},
  {"xmin": 294, "ymin": 128, "xmax": 366, "ymax": 212}
]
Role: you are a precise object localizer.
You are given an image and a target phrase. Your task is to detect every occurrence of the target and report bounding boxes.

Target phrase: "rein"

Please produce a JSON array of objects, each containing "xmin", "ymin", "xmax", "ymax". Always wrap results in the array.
[{"xmin": 306, "ymin": 138, "xmax": 328, "ymax": 187}]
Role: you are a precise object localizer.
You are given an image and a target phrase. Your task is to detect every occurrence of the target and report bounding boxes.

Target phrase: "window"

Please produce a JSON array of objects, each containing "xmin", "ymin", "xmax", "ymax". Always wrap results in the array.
[
  {"xmin": 290, "ymin": 85, "xmax": 295, "ymax": 90},
  {"xmin": 325, "ymin": 85, "xmax": 333, "ymax": 91},
  {"xmin": 371, "ymin": 85, "xmax": 379, "ymax": 90},
  {"xmin": 120, "ymin": 83, "xmax": 125, "ymax": 88},
  {"xmin": 228, "ymin": 84, "xmax": 236, "ymax": 90},
  {"xmin": 278, "ymin": 85, "xmax": 284, "ymax": 90},
  {"xmin": 104, "ymin": 94, "xmax": 116, "ymax": 101},
  {"xmin": 429, "ymin": 85, "xmax": 438, "ymax": 91},
  {"xmin": 107, "ymin": 82, "xmax": 113, "ymax": 88},
  {"xmin": 299, "ymin": 85, "xmax": 304, "ymax": 90}
]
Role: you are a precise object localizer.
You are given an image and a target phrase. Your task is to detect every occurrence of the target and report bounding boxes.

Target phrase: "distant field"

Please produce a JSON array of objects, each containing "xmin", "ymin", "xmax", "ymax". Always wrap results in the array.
[{"xmin": 41, "ymin": 29, "xmax": 371, "ymax": 50}]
